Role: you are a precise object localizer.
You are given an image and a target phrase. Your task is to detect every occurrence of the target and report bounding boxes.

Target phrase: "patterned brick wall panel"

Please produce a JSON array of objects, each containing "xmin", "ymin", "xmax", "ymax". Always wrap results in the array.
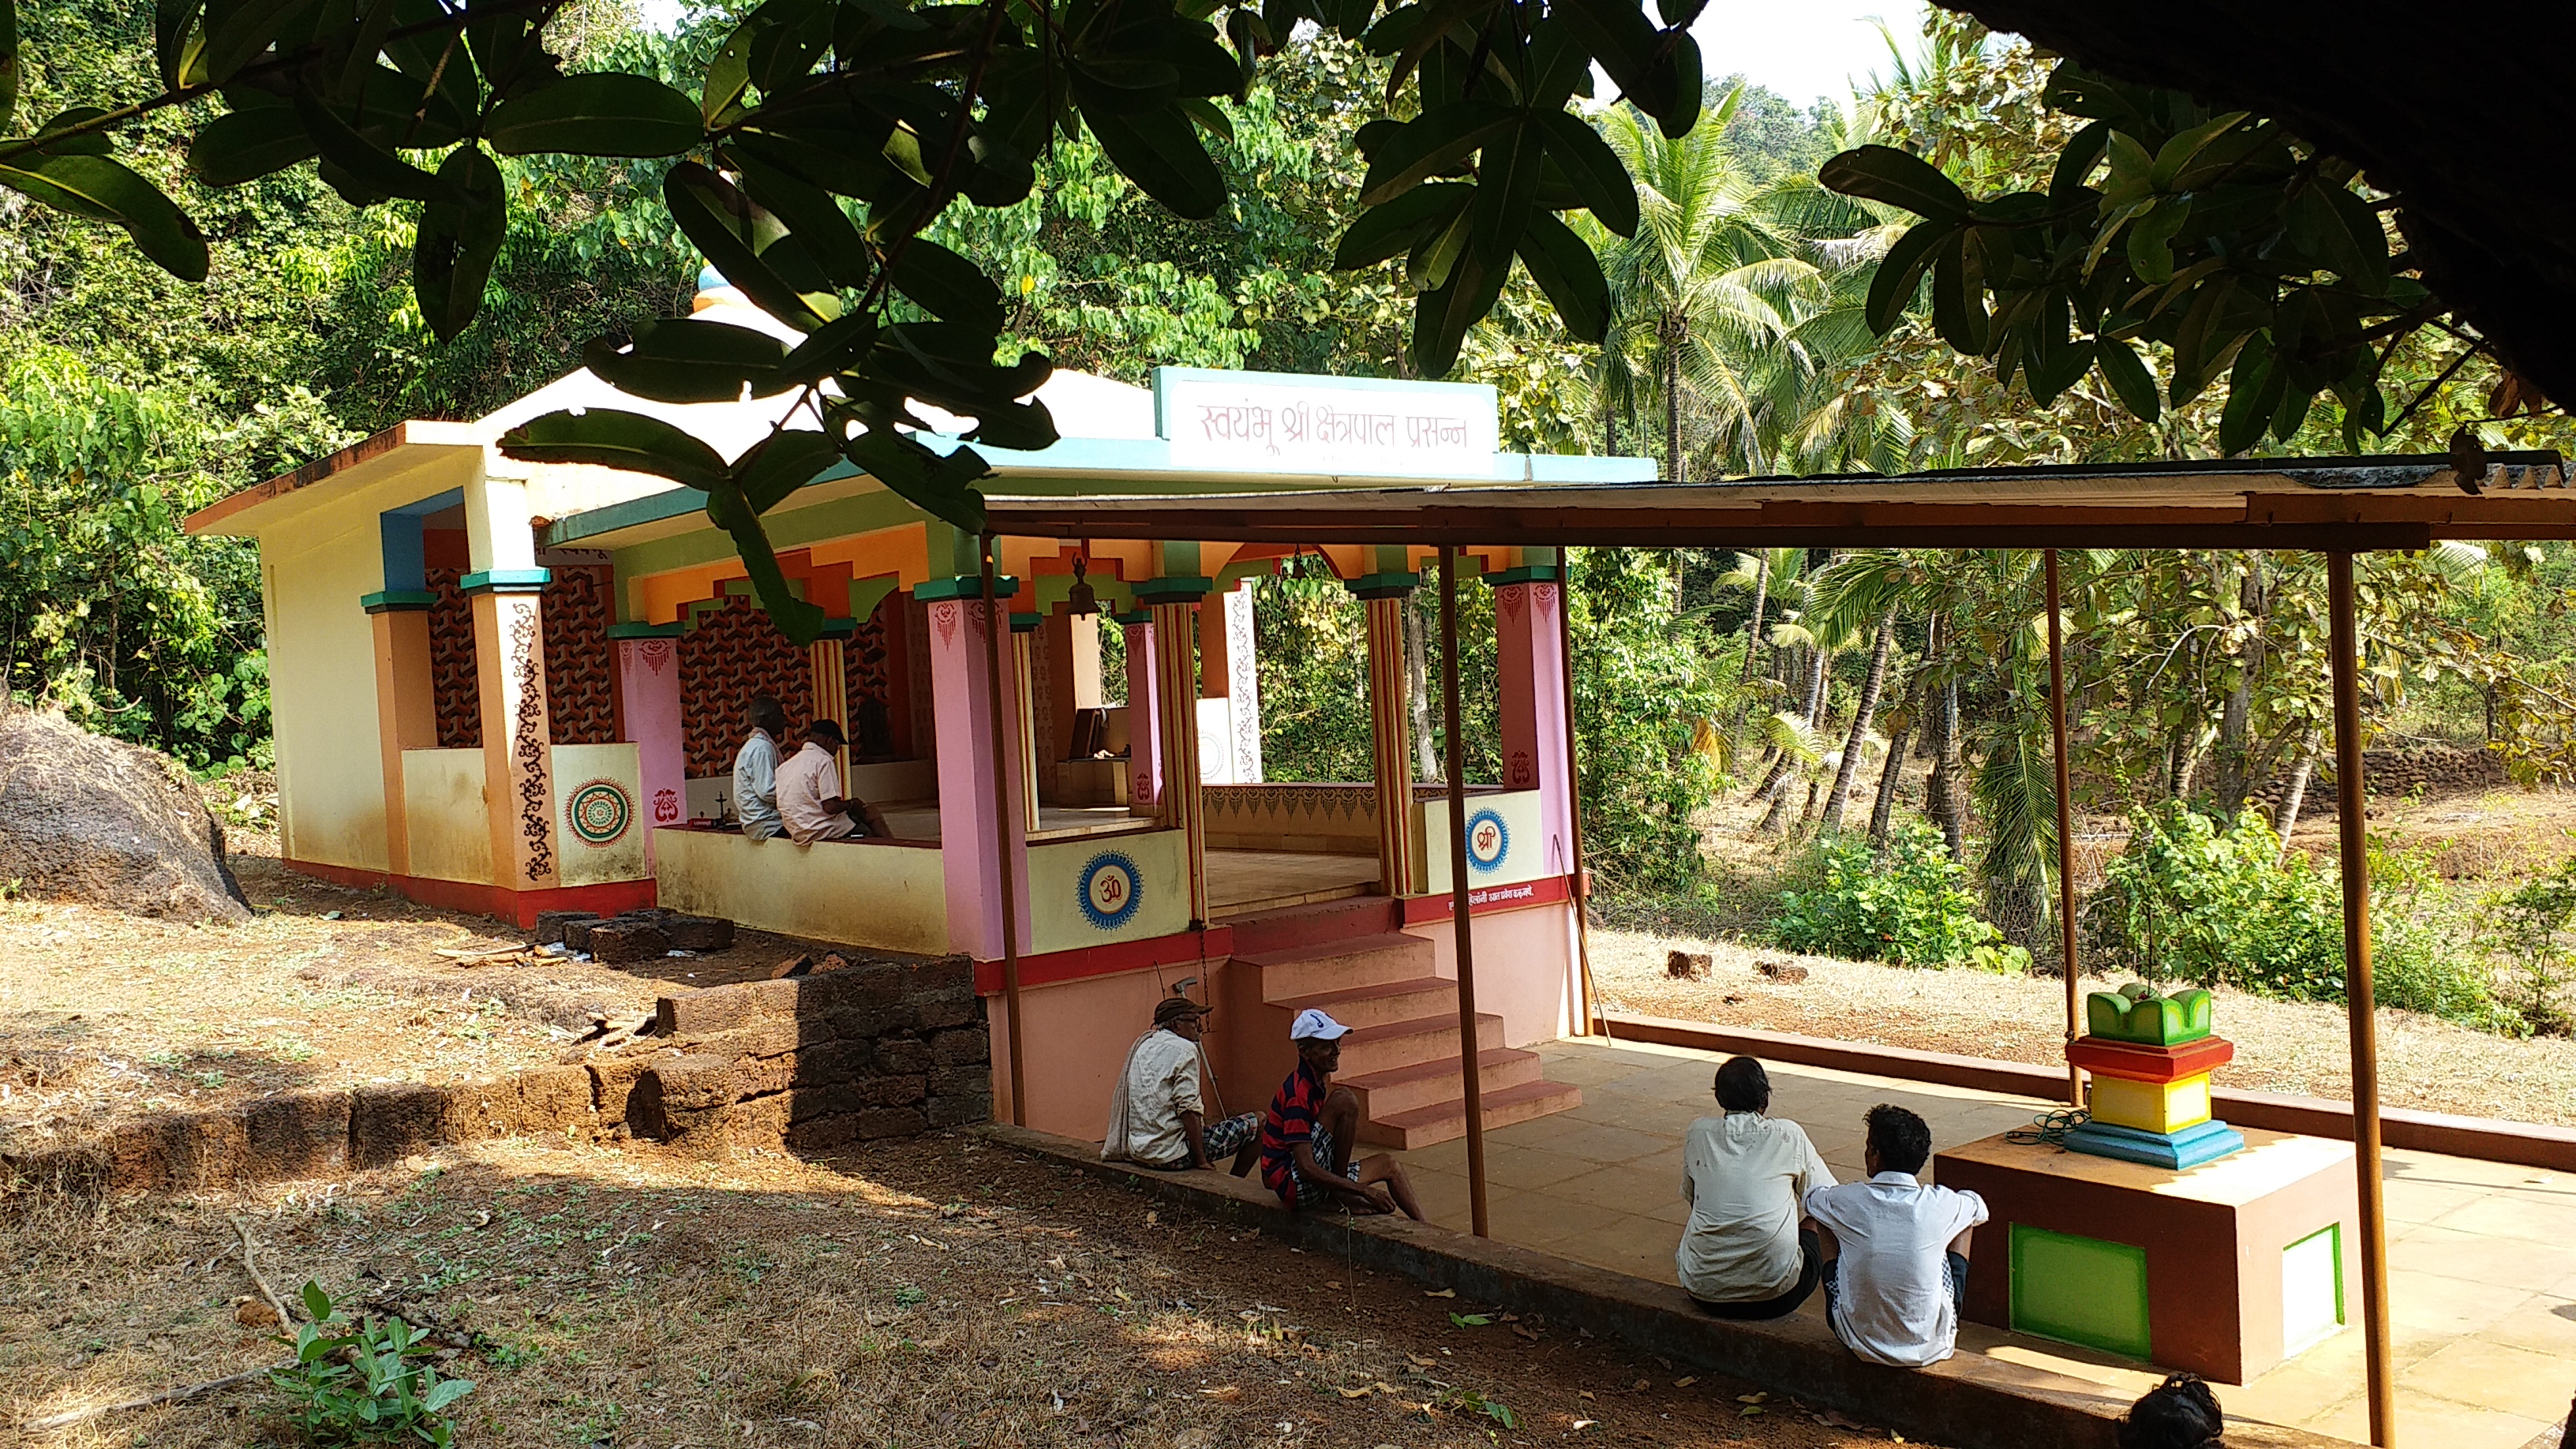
[
  {"xmin": 542, "ymin": 567, "xmax": 616, "ymax": 744},
  {"xmin": 846, "ymin": 594, "xmax": 895, "ymax": 757},
  {"xmin": 428, "ymin": 567, "xmax": 481, "ymax": 748},
  {"xmin": 680, "ymin": 596, "xmax": 814, "ymax": 779}
]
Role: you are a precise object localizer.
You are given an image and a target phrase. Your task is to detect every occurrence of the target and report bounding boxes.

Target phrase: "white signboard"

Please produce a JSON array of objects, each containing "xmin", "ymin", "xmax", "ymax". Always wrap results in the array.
[{"xmin": 1155, "ymin": 367, "xmax": 1499, "ymax": 479}]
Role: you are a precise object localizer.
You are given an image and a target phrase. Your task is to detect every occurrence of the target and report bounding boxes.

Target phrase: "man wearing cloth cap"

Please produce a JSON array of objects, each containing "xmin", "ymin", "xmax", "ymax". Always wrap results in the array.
[
  {"xmin": 1256, "ymin": 1009, "xmax": 1425, "ymax": 1219},
  {"xmin": 1103, "ymin": 995, "xmax": 1261, "ymax": 1174}
]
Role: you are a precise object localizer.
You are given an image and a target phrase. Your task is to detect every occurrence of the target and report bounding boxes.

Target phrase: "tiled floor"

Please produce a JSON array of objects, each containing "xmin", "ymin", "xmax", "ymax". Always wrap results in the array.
[{"xmin": 1385, "ymin": 1038, "xmax": 2576, "ymax": 1449}]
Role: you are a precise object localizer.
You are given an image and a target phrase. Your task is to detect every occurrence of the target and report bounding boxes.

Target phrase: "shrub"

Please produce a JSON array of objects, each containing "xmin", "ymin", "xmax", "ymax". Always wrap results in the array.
[
  {"xmin": 1772, "ymin": 820, "xmax": 2031, "ymax": 971},
  {"xmin": 270, "ymin": 1282, "xmax": 475, "ymax": 1446},
  {"xmin": 2088, "ymin": 803, "xmax": 2516, "ymax": 1032},
  {"xmin": 2477, "ymin": 858, "xmax": 2576, "ymax": 1035}
]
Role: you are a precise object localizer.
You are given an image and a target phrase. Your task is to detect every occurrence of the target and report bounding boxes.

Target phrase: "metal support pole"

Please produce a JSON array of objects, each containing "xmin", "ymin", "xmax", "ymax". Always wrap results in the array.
[
  {"xmin": 2045, "ymin": 550, "xmax": 2083, "ymax": 1107},
  {"xmin": 1439, "ymin": 546, "xmax": 1490, "ymax": 1238},
  {"xmin": 2328, "ymin": 550, "xmax": 2396, "ymax": 1447},
  {"xmin": 1554, "ymin": 549, "xmax": 1601, "ymax": 1036},
  {"xmin": 980, "ymin": 534, "xmax": 1029, "ymax": 1129}
]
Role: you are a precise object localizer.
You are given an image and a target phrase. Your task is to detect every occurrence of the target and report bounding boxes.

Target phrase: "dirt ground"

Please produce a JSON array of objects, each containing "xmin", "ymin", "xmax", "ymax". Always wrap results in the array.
[
  {"xmin": 1590, "ymin": 930, "xmax": 2576, "ymax": 1128},
  {"xmin": 0, "ymin": 853, "xmax": 865, "ymax": 1160},
  {"xmin": 1, "ymin": 1132, "xmax": 1902, "ymax": 1448}
]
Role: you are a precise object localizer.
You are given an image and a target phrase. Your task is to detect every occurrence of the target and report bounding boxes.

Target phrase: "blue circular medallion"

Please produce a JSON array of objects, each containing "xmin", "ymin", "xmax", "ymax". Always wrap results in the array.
[
  {"xmin": 1465, "ymin": 807, "xmax": 1510, "ymax": 874},
  {"xmin": 1076, "ymin": 851, "xmax": 1144, "ymax": 930}
]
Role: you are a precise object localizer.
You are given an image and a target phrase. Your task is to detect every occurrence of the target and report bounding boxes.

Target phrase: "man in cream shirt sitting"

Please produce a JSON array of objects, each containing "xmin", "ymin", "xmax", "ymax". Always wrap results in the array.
[
  {"xmin": 1676, "ymin": 1056, "xmax": 1837, "ymax": 1318},
  {"xmin": 1102, "ymin": 995, "xmax": 1260, "ymax": 1173}
]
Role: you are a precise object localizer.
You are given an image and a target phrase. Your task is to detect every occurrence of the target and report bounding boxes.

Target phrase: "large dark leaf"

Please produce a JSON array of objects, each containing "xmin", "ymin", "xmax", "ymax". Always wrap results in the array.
[
  {"xmin": 705, "ymin": 478, "xmax": 830, "ymax": 642},
  {"xmin": 1820, "ymin": 144, "xmax": 1971, "ymax": 221},
  {"xmin": 153, "ymin": 0, "xmax": 202, "ymax": 88},
  {"xmin": 1467, "ymin": 114, "xmax": 1543, "ymax": 268},
  {"xmin": 200, "ymin": 0, "xmax": 313, "ymax": 84},
  {"xmin": 1357, "ymin": 101, "xmax": 1511, "ymax": 205},
  {"xmin": 487, "ymin": 73, "xmax": 702, "ymax": 157},
  {"xmin": 189, "ymin": 100, "xmax": 319, "ymax": 185},
  {"xmin": 1081, "ymin": 101, "xmax": 1223, "ymax": 219},
  {"xmin": 0, "ymin": 153, "xmax": 208, "ymax": 280},
  {"xmin": 1514, "ymin": 209, "xmax": 1608, "ymax": 343},
  {"xmin": 499, "ymin": 408, "xmax": 730, "ymax": 491},
  {"xmin": 887, "ymin": 239, "xmax": 1005, "ymax": 329},
  {"xmin": 2094, "ymin": 337, "xmax": 2159, "ymax": 423},
  {"xmin": 734, "ymin": 428, "xmax": 842, "ymax": 512},
  {"xmin": 1409, "ymin": 246, "xmax": 1503, "ymax": 376},
  {"xmin": 1536, "ymin": 110, "xmax": 1635, "ymax": 238},
  {"xmin": 841, "ymin": 425, "xmax": 990, "ymax": 534},
  {"xmin": 294, "ymin": 92, "xmax": 444, "ymax": 201},
  {"xmin": 412, "ymin": 144, "xmax": 505, "ymax": 340},
  {"xmin": 664, "ymin": 160, "xmax": 827, "ymax": 331},
  {"xmin": 1334, "ymin": 181, "xmax": 1470, "ymax": 269},
  {"xmin": 583, "ymin": 317, "xmax": 793, "ymax": 404},
  {"xmin": 732, "ymin": 154, "xmax": 872, "ymax": 288},
  {"xmin": 1865, "ymin": 217, "xmax": 1949, "ymax": 334},
  {"xmin": 0, "ymin": 0, "xmax": 17, "ymax": 134}
]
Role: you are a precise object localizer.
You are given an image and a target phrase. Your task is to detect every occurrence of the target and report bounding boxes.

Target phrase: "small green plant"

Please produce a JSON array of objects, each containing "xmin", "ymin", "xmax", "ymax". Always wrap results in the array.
[
  {"xmin": 1772, "ymin": 820, "xmax": 2030, "ymax": 971},
  {"xmin": 269, "ymin": 1282, "xmax": 474, "ymax": 1447},
  {"xmin": 1437, "ymin": 1387, "xmax": 1520, "ymax": 1428}
]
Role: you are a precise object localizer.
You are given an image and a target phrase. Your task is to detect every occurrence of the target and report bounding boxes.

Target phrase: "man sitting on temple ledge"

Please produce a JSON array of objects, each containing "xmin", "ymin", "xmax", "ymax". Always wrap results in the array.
[
  {"xmin": 1102, "ymin": 994, "xmax": 1260, "ymax": 1174},
  {"xmin": 776, "ymin": 717, "xmax": 889, "ymax": 844}
]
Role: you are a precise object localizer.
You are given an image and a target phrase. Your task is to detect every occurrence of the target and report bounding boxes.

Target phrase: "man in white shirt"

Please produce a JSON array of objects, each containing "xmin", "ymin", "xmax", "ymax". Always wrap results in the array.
[
  {"xmin": 1101, "ymin": 995, "xmax": 1260, "ymax": 1173},
  {"xmin": 1677, "ymin": 1056, "xmax": 1837, "ymax": 1318},
  {"xmin": 774, "ymin": 718, "xmax": 889, "ymax": 844},
  {"xmin": 1805, "ymin": 1103, "xmax": 1987, "ymax": 1368},
  {"xmin": 732, "ymin": 694, "xmax": 787, "ymax": 840}
]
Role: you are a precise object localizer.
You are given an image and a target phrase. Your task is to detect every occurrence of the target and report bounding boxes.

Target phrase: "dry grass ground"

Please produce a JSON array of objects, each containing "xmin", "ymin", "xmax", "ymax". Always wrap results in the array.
[
  {"xmin": 2, "ymin": 1133, "xmax": 1900, "ymax": 1448},
  {"xmin": 0, "ymin": 854, "xmax": 848, "ymax": 1161},
  {"xmin": 1591, "ymin": 931, "xmax": 2576, "ymax": 1128}
]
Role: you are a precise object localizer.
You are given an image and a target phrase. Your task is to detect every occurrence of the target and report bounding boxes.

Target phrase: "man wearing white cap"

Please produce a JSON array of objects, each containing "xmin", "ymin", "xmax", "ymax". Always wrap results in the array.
[{"xmin": 1255, "ymin": 1009, "xmax": 1425, "ymax": 1220}]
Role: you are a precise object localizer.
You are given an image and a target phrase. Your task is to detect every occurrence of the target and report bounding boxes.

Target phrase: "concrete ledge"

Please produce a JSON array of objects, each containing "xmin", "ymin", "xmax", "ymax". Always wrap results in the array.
[
  {"xmin": 980, "ymin": 1124, "xmax": 2346, "ymax": 1449},
  {"xmin": 1603, "ymin": 1013, "xmax": 2576, "ymax": 1173}
]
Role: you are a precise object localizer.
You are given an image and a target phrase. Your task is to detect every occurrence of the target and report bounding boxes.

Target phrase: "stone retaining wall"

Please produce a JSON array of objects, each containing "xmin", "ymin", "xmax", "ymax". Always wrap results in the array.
[{"xmin": 2, "ymin": 956, "xmax": 992, "ymax": 1200}]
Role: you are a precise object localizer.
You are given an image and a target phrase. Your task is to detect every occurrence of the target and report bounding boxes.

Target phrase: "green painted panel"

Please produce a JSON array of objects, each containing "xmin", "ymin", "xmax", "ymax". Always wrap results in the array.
[
  {"xmin": 2009, "ymin": 1224, "xmax": 2152, "ymax": 1360},
  {"xmin": 2281, "ymin": 1223, "xmax": 2344, "ymax": 1353}
]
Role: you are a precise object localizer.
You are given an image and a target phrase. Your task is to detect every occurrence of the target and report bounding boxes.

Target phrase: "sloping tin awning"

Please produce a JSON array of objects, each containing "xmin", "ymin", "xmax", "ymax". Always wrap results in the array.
[{"xmin": 979, "ymin": 451, "xmax": 2576, "ymax": 549}]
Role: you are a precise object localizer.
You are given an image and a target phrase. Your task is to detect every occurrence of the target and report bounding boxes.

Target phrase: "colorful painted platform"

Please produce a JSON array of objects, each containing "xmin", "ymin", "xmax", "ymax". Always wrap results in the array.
[
  {"xmin": 2065, "ymin": 985, "xmax": 2246, "ymax": 1169},
  {"xmin": 1937, "ymin": 1127, "xmax": 2360, "ymax": 1383}
]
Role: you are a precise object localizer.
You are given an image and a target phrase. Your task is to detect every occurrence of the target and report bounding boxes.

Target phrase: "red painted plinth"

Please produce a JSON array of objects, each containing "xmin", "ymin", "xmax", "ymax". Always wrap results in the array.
[
  {"xmin": 2065, "ymin": 1034, "xmax": 2236, "ymax": 1084},
  {"xmin": 1936, "ymin": 1129, "xmax": 2359, "ymax": 1384}
]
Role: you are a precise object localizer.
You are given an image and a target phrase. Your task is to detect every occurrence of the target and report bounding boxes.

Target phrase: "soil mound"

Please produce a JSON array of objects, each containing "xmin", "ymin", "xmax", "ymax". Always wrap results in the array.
[{"xmin": 0, "ymin": 708, "xmax": 249, "ymax": 921}]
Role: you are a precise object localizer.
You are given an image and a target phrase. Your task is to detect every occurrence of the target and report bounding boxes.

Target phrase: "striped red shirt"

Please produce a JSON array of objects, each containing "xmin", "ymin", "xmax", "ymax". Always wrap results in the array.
[{"xmin": 1257, "ymin": 1061, "xmax": 1327, "ymax": 1206}]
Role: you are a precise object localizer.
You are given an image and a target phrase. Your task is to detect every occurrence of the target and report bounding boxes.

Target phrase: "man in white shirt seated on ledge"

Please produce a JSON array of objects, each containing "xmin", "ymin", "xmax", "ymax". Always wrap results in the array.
[
  {"xmin": 775, "ymin": 717, "xmax": 889, "ymax": 844},
  {"xmin": 1103, "ymin": 994, "xmax": 1261, "ymax": 1174},
  {"xmin": 732, "ymin": 693, "xmax": 787, "ymax": 840},
  {"xmin": 1804, "ymin": 1103, "xmax": 1989, "ymax": 1368}
]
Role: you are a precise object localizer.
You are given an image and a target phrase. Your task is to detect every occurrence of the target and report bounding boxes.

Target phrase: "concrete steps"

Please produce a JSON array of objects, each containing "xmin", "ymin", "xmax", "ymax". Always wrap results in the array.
[
  {"xmin": 1227, "ymin": 896, "xmax": 1580, "ymax": 1150},
  {"xmin": 1361, "ymin": 1077, "xmax": 1587, "ymax": 1151},
  {"xmin": 1342, "ymin": 1046, "xmax": 1545, "ymax": 1119},
  {"xmin": 1234, "ymin": 931, "xmax": 1429, "ymax": 999}
]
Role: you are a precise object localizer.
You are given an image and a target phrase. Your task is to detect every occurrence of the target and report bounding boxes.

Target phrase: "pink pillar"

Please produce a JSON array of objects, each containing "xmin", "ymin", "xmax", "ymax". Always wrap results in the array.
[
  {"xmin": 1121, "ymin": 613, "xmax": 1163, "ymax": 817},
  {"xmin": 927, "ymin": 593, "xmax": 1032, "ymax": 960},
  {"xmin": 615, "ymin": 634, "xmax": 686, "ymax": 861},
  {"xmin": 1496, "ymin": 578, "xmax": 1575, "ymax": 877}
]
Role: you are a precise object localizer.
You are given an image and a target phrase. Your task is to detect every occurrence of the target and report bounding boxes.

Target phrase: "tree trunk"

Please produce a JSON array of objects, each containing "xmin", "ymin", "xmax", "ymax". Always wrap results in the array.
[
  {"xmin": 1663, "ymin": 322, "xmax": 1683, "ymax": 485},
  {"xmin": 1404, "ymin": 593, "xmax": 1438, "ymax": 782},
  {"xmin": 1929, "ymin": 671, "xmax": 1966, "ymax": 860},
  {"xmin": 2273, "ymin": 728, "xmax": 2321, "ymax": 861},
  {"xmin": 1799, "ymin": 643, "xmax": 1827, "ymax": 726},
  {"xmin": 1819, "ymin": 609, "xmax": 1896, "ymax": 836},
  {"xmin": 1740, "ymin": 552, "xmax": 1771, "ymax": 683},
  {"xmin": 1870, "ymin": 712, "xmax": 1913, "ymax": 844},
  {"xmin": 2211, "ymin": 558, "xmax": 2268, "ymax": 816}
]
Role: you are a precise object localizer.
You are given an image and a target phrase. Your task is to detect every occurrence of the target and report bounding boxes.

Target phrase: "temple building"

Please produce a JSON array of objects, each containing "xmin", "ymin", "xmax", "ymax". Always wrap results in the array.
[{"xmin": 185, "ymin": 269, "xmax": 1650, "ymax": 1146}]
